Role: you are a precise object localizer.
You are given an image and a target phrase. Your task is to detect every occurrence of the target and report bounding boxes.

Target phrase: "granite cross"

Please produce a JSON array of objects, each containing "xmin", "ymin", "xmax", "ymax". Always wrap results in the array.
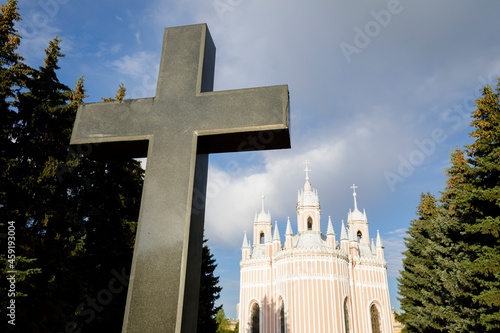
[{"xmin": 70, "ymin": 24, "xmax": 290, "ymax": 332}]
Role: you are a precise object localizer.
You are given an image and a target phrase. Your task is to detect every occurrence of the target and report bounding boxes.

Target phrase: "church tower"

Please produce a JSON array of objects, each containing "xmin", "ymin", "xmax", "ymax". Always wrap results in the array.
[
  {"xmin": 296, "ymin": 161, "xmax": 321, "ymax": 234},
  {"xmin": 239, "ymin": 163, "xmax": 393, "ymax": 333}
]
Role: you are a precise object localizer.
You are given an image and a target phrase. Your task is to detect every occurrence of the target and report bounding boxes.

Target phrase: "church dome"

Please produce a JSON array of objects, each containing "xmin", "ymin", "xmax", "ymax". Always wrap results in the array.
[
  {"xmin": 254, "ymin": 195, "xmax": 271, "ymax": 222},
  {"xmin": 297, "ymin": 160, "xmax": 320, "ymax": 207}
]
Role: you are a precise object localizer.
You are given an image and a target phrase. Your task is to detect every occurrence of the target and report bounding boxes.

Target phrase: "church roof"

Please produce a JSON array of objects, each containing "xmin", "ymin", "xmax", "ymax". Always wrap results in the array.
[{"xmin": 294, "ymin": 232, "xmax": 327, "ymax": 249}]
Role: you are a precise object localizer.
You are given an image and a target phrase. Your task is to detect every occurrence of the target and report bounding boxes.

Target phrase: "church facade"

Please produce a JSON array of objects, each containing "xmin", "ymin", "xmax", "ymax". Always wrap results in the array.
[{"xmin": 238, "ymin": 168, "xmax": 393, "ymax": 333}]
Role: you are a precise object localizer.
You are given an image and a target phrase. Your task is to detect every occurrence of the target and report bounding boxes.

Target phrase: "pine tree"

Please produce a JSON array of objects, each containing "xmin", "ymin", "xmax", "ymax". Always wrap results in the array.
[
  {"xmin": 397, "ymin": 193, "xmax": 445, "ymax": 332},
  {"xmin": 101, "ymin": 82, "xmax": 126, "ymax": 102},
  {"xmin": 197, "ymin": 239, "xmax": 223, "ymax": 333},
  {"xmin": 398, "ymin": 78, "xmax": 500, "ymax": 332},
  {"xmin": 0, "ymin": 10, "xmax": 144, "ymax": 332},
  {"xmin": 463, "ymin": 80, "xmax": 500, "ymax": 330}
]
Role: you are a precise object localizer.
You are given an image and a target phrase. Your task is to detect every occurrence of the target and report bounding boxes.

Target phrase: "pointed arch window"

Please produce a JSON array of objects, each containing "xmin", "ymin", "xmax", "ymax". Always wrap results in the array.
[
  {"xmin": 260, "ymin": 232, "xmax": 265, "ymax": 244},
  {"xmin": 357, "ymin": 230, "xmax": 362, "ymax": 243},
  {"xmin": 251, "ymin": 303, "xmax": 260, "ymax": 333},
  {"xmin": 279, "ymin": 300, "xmax": 285, "ymax": 333},
  {"xmin": 370, "ymin": 304, "xmax": 381, "ymax": 333},
  {"xmin": 344, "ymin": 298, "xmax": 350, "ymax": 333},
  {"xmin": 307, "ymin": 216, "xmax": 313, "ymax": 230}
]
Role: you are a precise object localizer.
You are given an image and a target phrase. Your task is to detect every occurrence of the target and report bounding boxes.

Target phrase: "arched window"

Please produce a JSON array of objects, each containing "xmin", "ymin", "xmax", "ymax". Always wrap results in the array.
[
  {"xmin": 307, "ymin": 216, "xmax": 313, "ymax": 230},
  {"xmin": 370, "ymin": 304, "xmax": 381, "ymax": 333},
  {"xmin": 251, "ymin": 303, "xmax": 260, "ymax": 333},
  {"xmin": 279, "ymin": 301, "xmax": 285, "ymax": 333},
  {"xmin": 357, "ymin": 230, "xmax": 362, "ymax": 243},
  {"xmin": 260, "ymin": 232, "xmax": 265, "ymax": 244},
  {"xmin": 344, "ymin": 299, "xmax": 350, "ymax": 333}
]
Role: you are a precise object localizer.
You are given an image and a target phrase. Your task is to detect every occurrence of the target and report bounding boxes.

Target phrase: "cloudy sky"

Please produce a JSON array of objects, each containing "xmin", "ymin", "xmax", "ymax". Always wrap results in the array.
[{"xmin": 14, "ymin": 0, "xmax": 500, "ymax": 318}]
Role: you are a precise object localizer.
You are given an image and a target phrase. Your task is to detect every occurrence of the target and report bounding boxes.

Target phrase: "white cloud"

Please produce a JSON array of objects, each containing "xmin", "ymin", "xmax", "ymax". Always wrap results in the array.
[
  {"xmin": 107, "ymin": 51, "xmax": 160, "ymax": 98},
  {"xmin": 382, "ymin": 228, "xmax": 407, "ymax": 277}
]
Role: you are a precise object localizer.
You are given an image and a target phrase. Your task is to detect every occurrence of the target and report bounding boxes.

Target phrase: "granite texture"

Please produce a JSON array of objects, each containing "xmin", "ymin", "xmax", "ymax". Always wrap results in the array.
[{"xmin": 70, "ymin": 23, "xmax": 290, "ymax": 332}]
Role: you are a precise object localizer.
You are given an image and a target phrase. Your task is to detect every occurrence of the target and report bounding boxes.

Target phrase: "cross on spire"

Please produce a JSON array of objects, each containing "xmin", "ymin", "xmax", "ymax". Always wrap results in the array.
[
  {"xmin": 261, "ymin": 194, "xmax": 265, "ymax": 213},
  {"xmin": 351, "ymin": 184, "xmax": 358, "ymax": 211},
  {"xmin": 304, "ymin": 160, "xmax": 311, "ymax": 182}
]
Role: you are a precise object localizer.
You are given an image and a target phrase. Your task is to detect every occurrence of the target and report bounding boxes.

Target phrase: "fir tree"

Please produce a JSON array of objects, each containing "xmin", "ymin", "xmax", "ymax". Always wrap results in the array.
[
  {"xmin": 197, "ymin": 239, "xmax": 223, "ymax": 333},
  {"xmin": 0, "ymin": 8, "xmax": 144, "ymax": 332},
  {"xmin": 398, "ymin": 78, "xmax": 500, "ymax": 332},
  {"xmin": 463, "ymin": 80, "xmax": 500, "ymax": 330},
  {"xmin": 397, "ymin": 193, "xmax": 445, "ymax": 332}
]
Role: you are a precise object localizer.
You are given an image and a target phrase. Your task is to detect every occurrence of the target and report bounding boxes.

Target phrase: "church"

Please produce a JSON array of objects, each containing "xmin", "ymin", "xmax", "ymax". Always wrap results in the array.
[{"xmin": 238, "ymin": 165, "xmax": 393, "ymax": 333}]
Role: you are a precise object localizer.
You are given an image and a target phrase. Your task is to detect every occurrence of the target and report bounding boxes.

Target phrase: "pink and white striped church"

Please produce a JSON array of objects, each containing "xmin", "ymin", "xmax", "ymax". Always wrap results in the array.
[{"xmin": 238, "ymin": 165, "xmax": 393, "ymax": 333}]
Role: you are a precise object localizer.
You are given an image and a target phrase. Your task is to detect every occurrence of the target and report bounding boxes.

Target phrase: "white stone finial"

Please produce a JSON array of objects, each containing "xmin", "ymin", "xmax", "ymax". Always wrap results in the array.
[
  {"xmin": 376, "ymin": 230, "xmax": 383, "ymax": 248},
  {"xmin": 261, "ymin": 194, "xmax": 265, "ymax": 213},
  {"xmin": 285, "ymin": 217, "xmax": 293, "ymax": 235},
  {"xmin": 273, "ymin": 221, "xmax": 280, "ymax": 241},
  {"xmin": 242, "ymin": 231, "xmax": 249, "ymax": 248},
  {"xmin": 350, "ymin": 184, "xmax": 358, "ymax": 211},
  {"xmin": 327, "ymin": 216, "xmax": 335, "ymax": 235},
  {"xmin": 340, "ymin": 220, "xmax": 347, "ymax": 240}
]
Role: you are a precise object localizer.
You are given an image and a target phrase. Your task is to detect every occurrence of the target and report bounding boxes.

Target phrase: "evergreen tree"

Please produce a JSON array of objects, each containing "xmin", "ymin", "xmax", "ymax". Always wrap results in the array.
[
  {"xmin": 0, "ymin": 4, "xmax": 144, "ymax": 331},
  {"xmin": 197, "ymin": 239, "xmax": 223, "ymax": 333},
  {"xmin": 398, "ymin": 78, "xmax": 500, "ymax": 332},
  {"xmin": 463, "ymin": 80, "xmax": 500, "ymax": 330},
  {"xmin": 397, "ymin": 193, "xmax": 445, "ymax": 332},
  {"xmin": 101, "ymin": 82, "xmax": 126, "ymax": 102}
]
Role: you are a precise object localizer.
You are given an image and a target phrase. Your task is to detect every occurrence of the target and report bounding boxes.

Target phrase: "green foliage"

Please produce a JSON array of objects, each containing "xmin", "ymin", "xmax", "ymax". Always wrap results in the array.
[
  {"xmin": 197, "ymin": 239, "xmax": 223, "ymax": 333},
  {"xmin": 233, "ymin": 321, "xmax": 239, "ymax": 333},
  {"xmin": 398, "ymin": 78, "xmax": 500, "ymax": 332},
  {"xmin": 215, "ymin": 308, "xmax": 232, "ymax": 333},
  {"xmin": 0, "ymin": 2, "xmax": 144, "ymax": 332},
  {"xmin": 101, "ymin": 83, "xmax": 126, "ymax": 102}
]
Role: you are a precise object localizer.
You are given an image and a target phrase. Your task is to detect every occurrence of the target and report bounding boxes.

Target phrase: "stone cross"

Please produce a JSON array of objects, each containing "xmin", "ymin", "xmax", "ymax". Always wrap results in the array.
[{"xmin": 70, "ymin": 24, "xmax": 290, "ymax": 332}]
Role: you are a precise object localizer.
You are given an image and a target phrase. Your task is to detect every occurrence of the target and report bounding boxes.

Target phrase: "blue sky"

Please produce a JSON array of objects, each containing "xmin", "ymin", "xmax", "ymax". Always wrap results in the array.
[{"xmin": 13, "ymin": 0, "xmax": 500, "ymax": 319}]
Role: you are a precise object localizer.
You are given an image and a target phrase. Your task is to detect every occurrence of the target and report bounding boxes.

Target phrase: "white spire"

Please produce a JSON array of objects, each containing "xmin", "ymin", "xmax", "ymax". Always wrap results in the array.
[
  {"xmin": 376, "ymin": 230, "xmax": 383, "ymax": 248},
  {"xmin": 327, "ymin": 216, "xmax": 335, "ymax": 235},
  {"xmin": 242, "ymin": 231, "xmax": 249, "ymax": 248},
  {"xmin": 304, "ymin": 160, "xmax": 311, "ymax": 182},
  {"xmin": 348, "ymin": 184, "xmax": 367, "ymax": 221},
  {"xmin": 340, "ymin": 220, "xmax": 347, "ymax": 240},
  {"xmin": 285, "ymin": 217, "xmax": 293, "ymax": 235},
  {"xmin": 256, "ymin": 194, "xmax": 271, "ymax": 222},
  {"xmin": 303, "ymin": 160, "xmax": 312, "ymax": 191},
  {"xmin": 273, "ymin": 221, "xmax": 280, "ymax": 241},
  {"xmin": 351, "ymin": 184, "xmax": 358, "ymax": 211}
]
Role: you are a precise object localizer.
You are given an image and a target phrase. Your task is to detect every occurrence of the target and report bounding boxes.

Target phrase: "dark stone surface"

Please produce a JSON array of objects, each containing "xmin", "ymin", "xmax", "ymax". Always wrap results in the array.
[{"xmin": 70, "ymin": 23, "xmax": 290, "ymax": 332}]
